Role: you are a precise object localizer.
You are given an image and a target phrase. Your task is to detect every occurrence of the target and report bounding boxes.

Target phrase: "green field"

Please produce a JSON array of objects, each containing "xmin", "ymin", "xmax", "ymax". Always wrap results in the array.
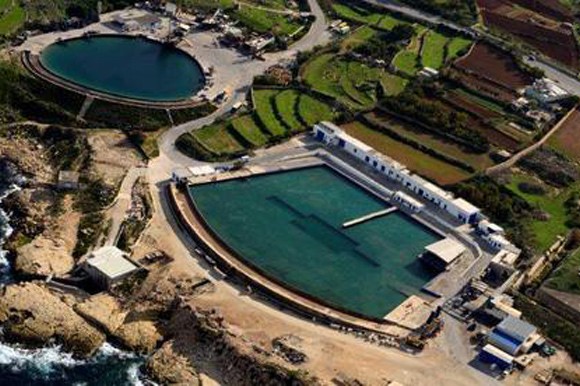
[
  {"xmin": 505, "ymin": 173, "xmax": 575, "ymax": 252},
  {"xmin": 365, "ymin": 111, "xmax": 493, "ymax": 171},
  {"xmin": 297, "ymin": 94, "xmax": 336, "ymax": 126},
  {"xmin": 302, "ymin": 54, "xmax": 405, "ymax": 109},
  {"xmin": 342, "ymin": 121, "xmax": 471, "ymax": 185},
  {"xmin": 546, "ymin": 249, "xmax": 580, "ymax": 295},
  {"xmin": 421, "ymin": 31, "xmax": 448, "ymax": 69},
  {"xmin": 392, "ymin": 29, "xmax": 425, "ymax": 76},
  {"xmin": 274, "ymin": 90, "xmax": 303, "ymax": 132},
  {"xmin": 254, "ymin": 89, "xmax": 288, "ymax": 135},
  {"xmin": 231, "ymin": 114, "xmax": 268, "ymax": 147},
  {"xmin": 447, "ymin": 36, "xmax": 472, "ymax": 59},
  {"xmin": 332, "ymin": 2, "xmax": 406, "ymax": 31},
  {"xmin": 340, "ymin": 25, "xmax": 377, "ymax": 52},
  {"xmin": 234, "ymin": 6, "xmax": 302, "ymax": 36},
  {"xmin": 0, "ymin": 0, "xmax": 25, "ymax": 36},
  {"xmin": 192, "ymin": 123, "xmax": 245, "ymax": 155}
]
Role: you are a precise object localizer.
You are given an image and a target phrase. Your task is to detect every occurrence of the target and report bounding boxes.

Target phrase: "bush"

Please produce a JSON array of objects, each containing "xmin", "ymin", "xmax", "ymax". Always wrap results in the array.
[{"xmin": 518, "ymin": 182, "xmax": 546, "ymax": 196}]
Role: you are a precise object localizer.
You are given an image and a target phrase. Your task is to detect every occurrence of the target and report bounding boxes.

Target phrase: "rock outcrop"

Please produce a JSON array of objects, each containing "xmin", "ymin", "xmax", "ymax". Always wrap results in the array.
[
  {"xmin": 74, "ymin": 293, "xmax": 128, "ymax": 335},
  {"xmin": 146, "ymin": 341, "xmax": 201, "ymax": 386},
  {"xmin": 115, "ymin": 320, "xmax": 162, "ymax": 354},
  {"xmin": 164, "ymin": 304, "xmax": 320, "ymax": 386},
  {"xmin": 0, "ymin": 282, "xmax": 105, "ymax": 357}
]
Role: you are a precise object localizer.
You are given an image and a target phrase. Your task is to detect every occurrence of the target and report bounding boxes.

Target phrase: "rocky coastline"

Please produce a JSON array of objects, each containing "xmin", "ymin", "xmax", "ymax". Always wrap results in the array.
[{"xmin": 0, "ymin": 130, "xmax": 317, "ymax": 385}]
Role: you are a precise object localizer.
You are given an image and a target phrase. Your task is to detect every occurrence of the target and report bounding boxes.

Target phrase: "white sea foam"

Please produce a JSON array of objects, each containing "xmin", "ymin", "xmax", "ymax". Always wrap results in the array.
[{"xmin": 0, "ymin": 343, "xmax": 81, "ymax": 374}]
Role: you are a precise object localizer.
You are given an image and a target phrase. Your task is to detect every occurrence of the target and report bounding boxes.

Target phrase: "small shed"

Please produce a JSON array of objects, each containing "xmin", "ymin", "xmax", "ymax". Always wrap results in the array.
[
  {"xmin": 420, "ymin": 238, "xmax": 466, "ymax": 271},
  {"xmin": 84, "ymin": 246, "xmax": 140, "ymax": 290},
  {"xmin": 58, "ymin": 171, "xmax": 80, "ymax": 190}
]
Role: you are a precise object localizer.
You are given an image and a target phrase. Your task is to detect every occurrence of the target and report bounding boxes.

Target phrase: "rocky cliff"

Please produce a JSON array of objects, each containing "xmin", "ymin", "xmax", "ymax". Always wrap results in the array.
[{"xmin": 0, "ymin": 282, "xmax": 105, "ymax": 357}]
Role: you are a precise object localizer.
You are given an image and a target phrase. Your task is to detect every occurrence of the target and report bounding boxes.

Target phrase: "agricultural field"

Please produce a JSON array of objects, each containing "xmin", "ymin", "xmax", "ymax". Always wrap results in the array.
[
  {"xmin": 392, "ymin": 28, "xmax": 425, "ymax": 76},
  {"xmin": 302, "ymin": 53, "xmax": 406, "ymax": 109},
  {"xmin": 476, "ymin": 0, "xmax": 580, "ymax": 68},
  {"xmin": 549, "ymin": 108, "xmax": 580, "ymax": 162},
  {"xmin": 233, "ymin": 6, "xmax": 304, "ymax": 36},
  {"xmin": 364, "ymin": 111, "xmax": 495, "ymax": 171},
  {"xmin": 0, "ymin": 0, "xmax": 25, "ymax": 36},
  {"xmin": 393, "ymin": 27, "xmax": 471, "ymax": 75},
  {"xmin": 421, "ymin": 31, "xmax": 448, "ymax": 69},
  {"xmin": 342, "ymin": 121, "xmax": 471, "ymax": 185},
  {"xmin": 505, "ymin": 172, "xmax": 575, "ymax": 252},
  {"xmin": 179, "ymin": 89, "xmax": 336, "ymax": 160},
  {"xmin": 331, "ymin": 2, "xmax": 405, "ymax": 31},
  {"xmin": 453, "ymin": 42, "xmax": 534, "ymax": 103},
  {"xmin": 544, "ymin": 249, "xmax": 580, "ymax": 295}
]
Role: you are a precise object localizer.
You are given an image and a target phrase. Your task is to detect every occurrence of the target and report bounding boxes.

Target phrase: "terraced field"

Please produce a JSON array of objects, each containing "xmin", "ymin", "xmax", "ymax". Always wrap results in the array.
[
  {"xmin": 179, "ymin": 89, "xmax": 336, "ymax": 160},
  {"xmin": 342, "ymin": 121, "xmax": 471, "ymax": 185},
  {"xmin": 230, "ymin": 115, "xmax": 268, "ymax": 147},
  {"xmin": 332, "ymin": 3, "xmax": 405, "ymax": 31},
  {"xmin": 302, "ymin": 54, "xmax": 407, "ymax": 109}
]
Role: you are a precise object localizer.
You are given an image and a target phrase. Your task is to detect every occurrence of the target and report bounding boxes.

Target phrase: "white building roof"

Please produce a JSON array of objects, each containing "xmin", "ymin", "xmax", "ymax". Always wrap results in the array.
[
  {"xmin": 335, "ymin": 131, "xmax": 373, "ymax": 152},
  {"xmin": 87, "ymin": 246, "xmax": 139, "ymax": 280},
  {"xmin": 394, "ymin": 191, "xmax": 424, "ymax": 208},
  {"xmin": 492, "ymin": 249, "xmax": 520, "ymax": 267},
  {"xmin": 452, "ymin": 198, "xmax": 480, "ymax": 214},
  {"xmin": 497, "ymin": 316, "xmax": 537, "ymax": 343},
  {"xmin": 482, "ymin": 344, "xmax": 514, "ymax": 363},
  {"xmin": 424, "ymin": 238, "xmax": 466, "ymax": 264}
]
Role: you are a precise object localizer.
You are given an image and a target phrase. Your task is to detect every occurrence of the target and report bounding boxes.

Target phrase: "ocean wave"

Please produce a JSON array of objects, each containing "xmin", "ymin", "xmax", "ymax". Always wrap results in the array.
[{"xmin": 0, "ymin": 343, "xmax": 82, "ymax": 374}]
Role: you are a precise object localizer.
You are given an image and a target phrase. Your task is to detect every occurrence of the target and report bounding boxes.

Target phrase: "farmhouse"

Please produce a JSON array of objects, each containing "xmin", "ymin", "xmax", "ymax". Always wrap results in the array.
[
  {"xmin": 313, "ymin": 122, "xmax": 482, "ymax": 224},
  {"xmin": 83, "ymin": 246, "xmax": 140, "ymax": 290}
]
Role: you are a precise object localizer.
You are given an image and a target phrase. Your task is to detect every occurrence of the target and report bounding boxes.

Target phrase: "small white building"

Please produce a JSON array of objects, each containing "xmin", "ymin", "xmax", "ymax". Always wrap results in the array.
[
  {"xmin": 393, "ymin": 191, "xmax": 425, "ymax": 213},
  {"xmin": 84, "ymin": 246, "xmax": 140, "ymax": 290}
]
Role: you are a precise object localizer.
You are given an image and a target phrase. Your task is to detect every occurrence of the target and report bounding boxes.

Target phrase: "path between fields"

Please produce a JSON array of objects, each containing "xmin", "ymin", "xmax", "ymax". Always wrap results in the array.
[{"xmin": 485, "ymin": 106, "xmax": 577, "ymax": 175}]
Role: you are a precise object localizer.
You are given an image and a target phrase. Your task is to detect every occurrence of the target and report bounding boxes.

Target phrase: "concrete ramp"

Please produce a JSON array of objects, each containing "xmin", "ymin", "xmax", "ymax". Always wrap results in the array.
[{"xmin": 342, "ymin": 207, "xmax": 398, "ymax": 228}]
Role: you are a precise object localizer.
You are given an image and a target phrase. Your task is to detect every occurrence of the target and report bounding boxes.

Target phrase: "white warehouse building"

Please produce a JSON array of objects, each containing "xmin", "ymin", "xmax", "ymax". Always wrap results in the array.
[{"xmin": 313, "ymin": 122, "xmax": 482, "ymax": 224}]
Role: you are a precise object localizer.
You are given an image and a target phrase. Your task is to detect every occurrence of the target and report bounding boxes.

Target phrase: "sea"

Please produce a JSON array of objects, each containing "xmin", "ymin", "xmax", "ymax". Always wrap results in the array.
[{"xmin": 0, "ymin": 160, "xmax": 149, "ymax": 385}]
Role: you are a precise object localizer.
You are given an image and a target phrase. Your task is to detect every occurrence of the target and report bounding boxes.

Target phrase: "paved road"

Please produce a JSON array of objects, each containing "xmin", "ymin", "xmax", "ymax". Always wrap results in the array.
[
  {"xmin": 523, "ymin": 57, "xmax": 580, "ymax": 94},
  {"xmin": 155, "ymin": 0, "xmax": 331, "ymax": 177}
]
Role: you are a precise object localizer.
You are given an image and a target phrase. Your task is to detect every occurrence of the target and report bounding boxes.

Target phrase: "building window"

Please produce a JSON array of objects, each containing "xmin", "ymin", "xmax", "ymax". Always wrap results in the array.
[
  {"xmin": 365, "ymin": 156, "xmax": 370, "ymax": 163},
  {"xmin": 381, "ymin": 166, "xmax": 385, "ymax": 172}
]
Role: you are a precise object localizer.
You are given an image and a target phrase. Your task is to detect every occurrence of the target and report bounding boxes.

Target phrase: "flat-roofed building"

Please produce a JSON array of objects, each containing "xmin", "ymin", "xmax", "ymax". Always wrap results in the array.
[
  {"xmin": 83, "ymin": 246, "xmax": 140, "ymax": 290},
  {"xmin": 488, "ymin": 316, "xmax": 538, "ymax": 355},
  {"xmin": 420, "ymin": 238, "xmax": 466, "ymax": 271},
  {"xmin": 490, "ymin": 249, "xmax": 520, "ymax": 278},
  {"xmin": 479, "ymin": 344, "xmax": 514, "ymax": 370}
]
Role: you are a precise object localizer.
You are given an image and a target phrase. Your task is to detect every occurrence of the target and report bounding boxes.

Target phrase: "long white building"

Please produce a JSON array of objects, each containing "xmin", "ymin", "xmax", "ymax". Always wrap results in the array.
[{"xmin": 314, "ymin": 122, "xmax": 481, "ymax": 224}]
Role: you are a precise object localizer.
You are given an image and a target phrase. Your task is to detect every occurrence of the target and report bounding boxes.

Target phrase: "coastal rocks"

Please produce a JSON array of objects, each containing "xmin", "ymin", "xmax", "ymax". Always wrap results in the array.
[
  {"xmin": 115, "ymin": 320, "xmax": 162, "ymax": 354},
  {"xmin": 74, "ymin": 293, "xmax": 128, "ymax": 335},
  {"xmin": 0, "ymin": 282, "xmax": 105, "ymax": 357},
  {"xmin": 166, "ymin": 304, "xmax": 320, "ymax": 386},
  {"xmin": 14, "ymin": 195, "xmax": 80, "ymax": 277},
  {"xmin": 146, "ymin": 341, "xmax": 201, "ymax": 385}
]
